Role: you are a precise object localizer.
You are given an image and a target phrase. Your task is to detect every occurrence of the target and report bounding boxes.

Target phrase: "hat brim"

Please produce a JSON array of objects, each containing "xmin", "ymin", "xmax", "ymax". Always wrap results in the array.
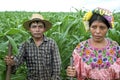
[{"xmin": 23, "ymin": 18, "xmax": 52, "ymax": 31}]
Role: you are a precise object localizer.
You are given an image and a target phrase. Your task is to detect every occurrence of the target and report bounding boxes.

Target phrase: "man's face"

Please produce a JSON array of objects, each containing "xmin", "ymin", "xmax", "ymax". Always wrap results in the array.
[{"xmin": 29, "ymin": 21, "xmax": 46, "ymax": 39}]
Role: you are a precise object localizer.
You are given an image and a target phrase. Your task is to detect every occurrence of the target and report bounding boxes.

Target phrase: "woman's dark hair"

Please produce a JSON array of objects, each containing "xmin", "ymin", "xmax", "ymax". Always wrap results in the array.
[{"xmin": 89, "ymin": 13, "xmax": 110, "ymax": 28}]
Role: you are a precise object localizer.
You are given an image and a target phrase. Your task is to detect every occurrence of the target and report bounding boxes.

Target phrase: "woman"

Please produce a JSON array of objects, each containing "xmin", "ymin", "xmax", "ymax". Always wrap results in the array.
[{"xmin": 67, "ymin": 7, "xmax": 120, "ymax": 80}]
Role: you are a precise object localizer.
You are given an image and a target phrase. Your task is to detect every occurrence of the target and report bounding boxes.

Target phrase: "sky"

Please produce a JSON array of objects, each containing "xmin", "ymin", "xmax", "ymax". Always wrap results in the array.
[{"xmin": 0, "ymin": 0, "xmax": 120, "ymax": 12}]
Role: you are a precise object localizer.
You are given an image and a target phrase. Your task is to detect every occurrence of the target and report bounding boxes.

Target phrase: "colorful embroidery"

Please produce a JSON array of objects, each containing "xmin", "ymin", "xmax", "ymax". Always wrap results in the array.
[{"xmin": 76, "ymin": 39, "xmax": 119, "ymax": 69}]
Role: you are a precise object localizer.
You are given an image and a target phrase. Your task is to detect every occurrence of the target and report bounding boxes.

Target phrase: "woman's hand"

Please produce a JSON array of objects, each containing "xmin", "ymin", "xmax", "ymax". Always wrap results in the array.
[
  {"xmin": 66, "ymin": 66, "xmax": 76, "ymax": 77},
  {"xmin": 108, "ymin": 68, "xmax": 116, "ymax": 79},
  {"xmin": 116, "ymin": 58, "xmax": 120, "ymax": 65},
  {"xmin": 4, "ymin": 56, "xmax": 15, "ymax": 66}
]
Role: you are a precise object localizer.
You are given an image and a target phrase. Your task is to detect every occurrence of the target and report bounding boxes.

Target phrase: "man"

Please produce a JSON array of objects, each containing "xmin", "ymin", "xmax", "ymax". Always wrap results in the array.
[{"xmin": 5, "ymin": 14, "xmax": 61, "ymax": 80}]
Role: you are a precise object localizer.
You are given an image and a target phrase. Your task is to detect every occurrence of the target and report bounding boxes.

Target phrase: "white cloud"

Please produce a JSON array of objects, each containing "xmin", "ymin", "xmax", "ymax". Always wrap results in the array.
[
  {"xmin": 73, "ymin": 0, "xmax": 120, "ymax": 12},
  {"xmin": 0, "ymin": 0, "xmax": 119, "ymax": 12}
]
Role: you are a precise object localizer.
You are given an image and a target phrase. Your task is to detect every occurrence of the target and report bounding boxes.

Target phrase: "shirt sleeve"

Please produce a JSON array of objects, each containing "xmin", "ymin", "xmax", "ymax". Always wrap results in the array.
[
  {"xmin": 72, "ymin": 42, "xmax": 91, "ymax": 80},
  {"xmin": 109, "ymin": 46, "xmax": 120, "ymax": 79},
  {"xmin": 51, "ymin": 40, "xmax": 61, "ymax": 80},
  {"xmin": 12, "ymin": 42, "xmax": 26, "ymax": 73}
]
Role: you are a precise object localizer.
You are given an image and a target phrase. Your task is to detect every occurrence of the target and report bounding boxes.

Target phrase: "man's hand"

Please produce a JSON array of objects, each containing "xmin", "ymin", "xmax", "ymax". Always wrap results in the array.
[{"xmin": 4, "ymin": 56, "xmax": 15, "ymax": 66}]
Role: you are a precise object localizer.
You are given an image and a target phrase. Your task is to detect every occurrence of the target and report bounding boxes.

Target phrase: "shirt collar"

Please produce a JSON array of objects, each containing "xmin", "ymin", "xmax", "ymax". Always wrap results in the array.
[{"xmin": 28, "ymin": 35, "xmax": 48, "ymax": 43}]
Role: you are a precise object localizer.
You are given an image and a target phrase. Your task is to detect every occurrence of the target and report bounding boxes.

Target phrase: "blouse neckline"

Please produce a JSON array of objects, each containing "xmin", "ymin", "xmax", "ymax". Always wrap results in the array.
[{"xmin": 88, "ymin": 38, "xmax": 110, "ymax": 50}]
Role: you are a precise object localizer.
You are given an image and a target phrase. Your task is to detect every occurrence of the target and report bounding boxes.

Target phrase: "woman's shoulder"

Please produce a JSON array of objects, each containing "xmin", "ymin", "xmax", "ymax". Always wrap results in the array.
[
  {"xmin": 79, "ymin": 39, "xmax": 89, "ymax": 45},
  {"xmin": 107, "ymin": 38, "xmax": 119, "ymax": 46},
  {"xmin": 75, "ymin": 39, "xmax": 89, "ymax": 48}
]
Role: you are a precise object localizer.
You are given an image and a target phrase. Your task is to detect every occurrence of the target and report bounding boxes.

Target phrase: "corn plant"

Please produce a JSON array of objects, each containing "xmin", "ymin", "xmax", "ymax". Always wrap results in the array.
[{"xmin": 0, "ymin": 11, "xmax": 119, "ymax": 80}]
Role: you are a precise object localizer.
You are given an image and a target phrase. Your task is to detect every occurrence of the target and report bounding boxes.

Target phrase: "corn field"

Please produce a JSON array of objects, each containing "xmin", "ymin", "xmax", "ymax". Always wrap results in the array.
[{"xmin": 0, "ymin": 10, "xmax": 120, "ymax": 80}]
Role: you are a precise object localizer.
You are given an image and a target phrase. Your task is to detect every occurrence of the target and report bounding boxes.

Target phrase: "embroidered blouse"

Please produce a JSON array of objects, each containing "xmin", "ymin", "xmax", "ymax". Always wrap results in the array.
[{"xmin": 73, "ymin": 38, "xmax": 120, "ymax": 80}]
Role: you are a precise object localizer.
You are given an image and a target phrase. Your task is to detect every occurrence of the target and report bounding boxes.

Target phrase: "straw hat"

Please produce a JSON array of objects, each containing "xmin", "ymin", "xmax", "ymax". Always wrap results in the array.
[{"xmin": 23, "ymin": 14, "xmax": 52, "ymax": 31}]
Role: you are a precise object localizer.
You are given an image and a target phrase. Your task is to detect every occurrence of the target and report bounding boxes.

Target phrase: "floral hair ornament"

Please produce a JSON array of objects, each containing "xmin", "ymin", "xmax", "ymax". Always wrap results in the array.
[
  {"xmin": 83, "ymin": 7, "xmax": 114, "ymax": 31},
  {"xmin": 83, "ymin": 11, "xmax": 93, "ymax": 31}
]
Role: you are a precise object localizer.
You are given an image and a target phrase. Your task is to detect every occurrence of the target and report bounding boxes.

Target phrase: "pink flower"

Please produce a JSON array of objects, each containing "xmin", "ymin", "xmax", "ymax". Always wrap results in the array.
[
  {"xmin": 98, "ymin": 55, "xmax": 102, "ymax": 59},
  {"xmin": 90, "ymin": 53, "xmax": 95, "ymax": 57}
]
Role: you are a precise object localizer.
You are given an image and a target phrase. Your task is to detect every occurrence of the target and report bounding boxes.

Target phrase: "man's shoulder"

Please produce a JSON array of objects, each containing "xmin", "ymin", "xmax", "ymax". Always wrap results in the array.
[
  {"xmin": 20, "ymin": 38, "xmax": 31, "ymax": 46},
  {"xmin": 45, "ymin": 36, "xmax": 56, "ymax": 42}
]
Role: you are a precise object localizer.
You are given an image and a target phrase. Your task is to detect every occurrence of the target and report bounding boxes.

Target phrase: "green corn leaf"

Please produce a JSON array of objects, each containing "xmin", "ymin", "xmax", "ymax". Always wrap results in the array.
[{"xmin": 6, "ymin": 36, "xmax": 18, "ymax": 54}]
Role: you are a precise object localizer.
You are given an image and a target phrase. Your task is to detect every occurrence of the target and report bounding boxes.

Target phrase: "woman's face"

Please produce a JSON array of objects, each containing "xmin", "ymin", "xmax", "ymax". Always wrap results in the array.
[{"xmin": 89, "ymin": 21, "xmax": 108, "ymax": 42}]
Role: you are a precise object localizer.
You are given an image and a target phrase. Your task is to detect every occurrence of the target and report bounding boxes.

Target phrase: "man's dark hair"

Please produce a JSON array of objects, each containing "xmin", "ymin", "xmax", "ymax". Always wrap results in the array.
[{"xmin": 29, "ymin": 21, "xmax": 45, "ymax": 28}]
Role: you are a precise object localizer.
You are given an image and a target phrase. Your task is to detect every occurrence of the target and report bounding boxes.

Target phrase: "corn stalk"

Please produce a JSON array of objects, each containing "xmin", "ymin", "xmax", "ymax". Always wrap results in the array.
[{"xmin": 6, "ymin": 42, "xmax": 12, "ymax": 80}]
